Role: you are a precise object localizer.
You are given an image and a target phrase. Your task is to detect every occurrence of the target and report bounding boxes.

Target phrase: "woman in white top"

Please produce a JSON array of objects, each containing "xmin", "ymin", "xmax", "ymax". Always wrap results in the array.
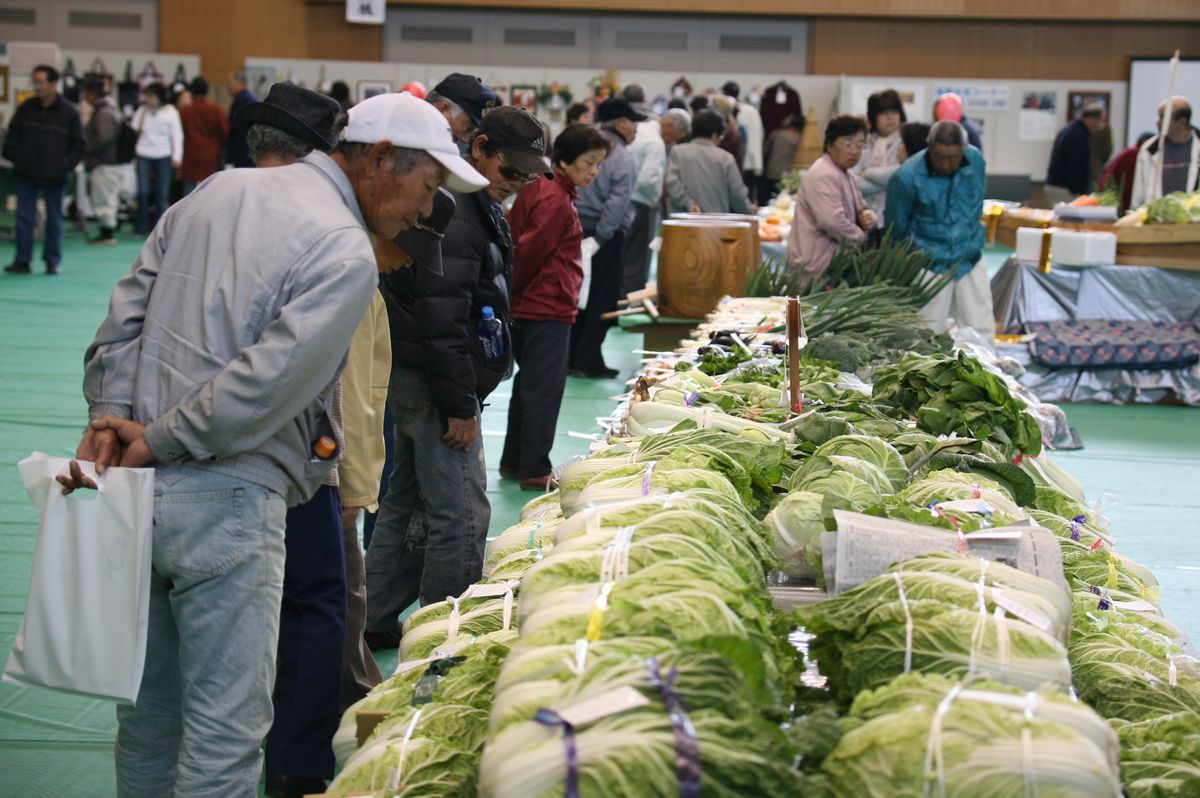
[
  {"xmin": 132, "ymin": 83, "xmax": 184, "ymax": 234},
  {"xmin": 851, "ymin": 89, "xmax": 906, "ymax": 229}
]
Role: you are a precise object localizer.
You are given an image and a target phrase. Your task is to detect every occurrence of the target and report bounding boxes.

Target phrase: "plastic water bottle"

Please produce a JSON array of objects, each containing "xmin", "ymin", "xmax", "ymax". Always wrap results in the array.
[{"xmin": 478, "ymin": 306, "xmax": 505, "ymax": 358}]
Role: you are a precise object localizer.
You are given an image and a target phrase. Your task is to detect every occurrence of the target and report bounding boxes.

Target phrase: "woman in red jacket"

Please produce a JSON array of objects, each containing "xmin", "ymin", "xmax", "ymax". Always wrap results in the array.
[{"xmin": 500, "ymin": 124, "xmax": 611, "ymax": 490}]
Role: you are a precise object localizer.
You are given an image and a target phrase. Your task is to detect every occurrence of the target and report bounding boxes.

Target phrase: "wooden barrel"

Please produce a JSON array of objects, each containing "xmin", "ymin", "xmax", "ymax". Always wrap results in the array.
[
  {"xmin": 658, "ymin": 220, "xmax": 754, "ymax": 318},
  {"xmin": 669, "ymin": 212, "xmax": 762, "ymax": 266}
]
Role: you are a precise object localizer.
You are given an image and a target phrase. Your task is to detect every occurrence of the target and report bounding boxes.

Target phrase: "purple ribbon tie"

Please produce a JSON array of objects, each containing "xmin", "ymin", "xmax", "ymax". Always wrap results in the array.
[
  {"xmin": 534, "ymin": 708, "xmax": 579, "ymax": 798},
  {"xmin": 647, "ymin": 658, "xmax": 701, "ymax": 798}
]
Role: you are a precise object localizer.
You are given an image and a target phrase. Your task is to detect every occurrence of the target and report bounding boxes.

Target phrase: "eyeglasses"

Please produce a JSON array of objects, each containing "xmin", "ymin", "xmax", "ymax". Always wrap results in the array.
[
  {"xmin": 497, "ymin": 153, "xmax": 537, "ymax": 185},
  {"xmin": 837, "ymin": 138, "xmax": 867, "ymax": 152}
]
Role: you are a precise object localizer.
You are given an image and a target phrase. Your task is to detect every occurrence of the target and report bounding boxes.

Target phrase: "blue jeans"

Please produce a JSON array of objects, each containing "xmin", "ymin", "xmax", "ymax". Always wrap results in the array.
[
  {"xmin": 363, "ymin": 366, "xmax": 490, "ymax": 635},
  {"xmin": 135, "ymin": 156, "xmax": 173, "ymax": 234},
  {"xmin": 115, "ymin": 466, "xmax": 287, "ymax": 798},
  {"xmin": 14, "ymin": 179, "xmax": 65, "ymax": 266}
]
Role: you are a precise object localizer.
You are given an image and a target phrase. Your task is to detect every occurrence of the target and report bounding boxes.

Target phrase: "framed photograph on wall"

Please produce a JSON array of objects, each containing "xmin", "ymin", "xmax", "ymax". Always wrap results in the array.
[
  {"xmin": 1067, "ymin": 90, "xmax": 1111, "ymax": 121},
  {"xmin": 245, "ymin": 65, "xmax": 277, "ymax": 98},
  {"xmin": 357, "ymin": 80, "xmax": 392, "ymax": 102},
  {"xmin": 0, "ymin": 65, "xmax": 8, "ymax": 102},
  {"xmin": 511, "ymin": 84, "xmax": 537, "ymax": 112}
]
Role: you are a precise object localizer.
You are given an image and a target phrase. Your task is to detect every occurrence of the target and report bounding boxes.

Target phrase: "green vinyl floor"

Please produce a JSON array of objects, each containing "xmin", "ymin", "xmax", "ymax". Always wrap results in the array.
[{"xmin": 0, "ymin": 230, "xmax": 1197, "ymax": 796}]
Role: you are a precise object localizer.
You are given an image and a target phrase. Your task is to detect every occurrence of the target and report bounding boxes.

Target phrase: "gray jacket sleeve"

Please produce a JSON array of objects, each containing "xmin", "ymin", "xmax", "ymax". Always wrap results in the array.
[
  {"xmin": 726, "ymin": 153, "xmax": 753, "ymax": 214},
  {"xmin": 666, "ymin": 147, "xmax": 694, "ymax": 212},
  {"xmin": 83, "ymin": 223, "xmax": 167, "ymax": 421},
  {"xmin": 139, "ymin": 230, "xmax": 378, "ymax": 463},
  {"xmin": 595, "ymin": 151, "xmax": 635, "ymax": 243}
]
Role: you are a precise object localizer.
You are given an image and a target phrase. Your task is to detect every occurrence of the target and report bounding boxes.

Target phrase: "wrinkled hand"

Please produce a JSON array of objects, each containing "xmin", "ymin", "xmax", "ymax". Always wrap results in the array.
[
  {"xmin": 58, "ymin": 423, "xmax": 122, "ymax": 493},
  {"xmin": 443, "ymin": 416, "xmax": 477, "ymax": 452},
  {"xmin": 342, "ymin": 507, "xmax": 362, "ymax": 535},
  {"xmin": 858, "ymin": 208, "xmax": 878, "ymax": 230},
  {"xmin": 88, "ymin": 417, "xmax": 154, "ymax": 468}
]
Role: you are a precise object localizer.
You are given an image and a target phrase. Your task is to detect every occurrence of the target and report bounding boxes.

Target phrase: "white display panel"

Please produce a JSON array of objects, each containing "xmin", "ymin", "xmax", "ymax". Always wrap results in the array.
[{"xmin": 1127, "ymin": 57, "xmax": 1200, "ymax": 148}]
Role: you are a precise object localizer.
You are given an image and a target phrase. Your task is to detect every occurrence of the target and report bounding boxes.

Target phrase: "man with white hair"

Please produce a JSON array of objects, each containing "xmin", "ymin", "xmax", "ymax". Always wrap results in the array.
[
  {"xmin": 1131, "ymin": 95, "xmax": 1200, "ymax": 209},
  {"xmin": 885, "ymin": 120, "xmax": 990, "ymax": 338},
  {"xmin": 59, "ymin": 92, "xmax": 488, "ymax": 797}
]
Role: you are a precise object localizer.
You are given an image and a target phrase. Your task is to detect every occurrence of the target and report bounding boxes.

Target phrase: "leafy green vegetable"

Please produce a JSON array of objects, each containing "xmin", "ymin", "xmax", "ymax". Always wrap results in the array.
[
  {"xmin": 1109, "ymin": 711, "xmax": 1200, "ymax": 798},
  {"xmin": 872, "ymin": 352, "xmax": 1043, "ymax": 458},
  {"xmin": 801, "ymin": 672, "xmax": 1122, "ymax": 798}
]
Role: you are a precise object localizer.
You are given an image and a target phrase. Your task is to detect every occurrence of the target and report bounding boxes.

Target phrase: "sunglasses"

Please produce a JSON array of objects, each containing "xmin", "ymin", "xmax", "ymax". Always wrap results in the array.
[{"xmin": 497, "ymin": 153, "xmax": 537, "ymax": 184}]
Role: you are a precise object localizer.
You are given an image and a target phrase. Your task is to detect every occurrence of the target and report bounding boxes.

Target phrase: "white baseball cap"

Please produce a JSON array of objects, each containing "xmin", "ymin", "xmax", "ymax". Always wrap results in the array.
[{"xmin": 341, "ymin": 92, "xmax": 489, "ymax": 192}]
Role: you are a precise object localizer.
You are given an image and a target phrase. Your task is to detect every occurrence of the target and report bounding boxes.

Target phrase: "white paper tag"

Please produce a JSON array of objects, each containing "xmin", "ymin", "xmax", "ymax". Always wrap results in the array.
[
  {"xmin": 775, "ymin": 88, "xmax": 786, "ymax": 105},
  {"xmin": 461, "ymin": 580, "xmax": 520, "ymax": 600},
  {"xmin": 557, "ymin": 685, "xmax": 650, "ymax": 727},
  {"xmin": 394, "ymin": 653, "xmax": 442, "ymax": 676},
  {"xmin": 965, "ymin": 529, "xmax": 1024, "ymax": 541},
  {"xmin": 937, "ymin": 499, "xmax": 995, "ymax": 515},
  {"xmin": 1113, "ymin": 599, "xmax": 1160, "ymax": 614},
  {"xmin": 990, "ymin": 587, "xmax": 1053, "ymax": 633}
]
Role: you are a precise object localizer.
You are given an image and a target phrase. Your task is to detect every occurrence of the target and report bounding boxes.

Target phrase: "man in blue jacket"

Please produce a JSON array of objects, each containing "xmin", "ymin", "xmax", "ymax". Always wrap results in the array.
[{"xmin": 885, "ymin": 120, "xmax": 993, "ymax": 338}]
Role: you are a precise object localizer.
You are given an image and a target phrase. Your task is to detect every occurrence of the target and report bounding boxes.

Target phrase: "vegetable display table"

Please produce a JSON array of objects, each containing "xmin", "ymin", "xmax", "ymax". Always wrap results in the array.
[{"xmin": 991, "ymin": 256, "xmax": 1200, "ymax": 404}]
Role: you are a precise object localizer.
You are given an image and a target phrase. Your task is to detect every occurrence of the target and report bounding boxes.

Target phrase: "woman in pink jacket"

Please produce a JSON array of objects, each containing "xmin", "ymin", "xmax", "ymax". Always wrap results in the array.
[{"xmin": 787, "ymin": 115, "xmax": 876, "ymax": 288}]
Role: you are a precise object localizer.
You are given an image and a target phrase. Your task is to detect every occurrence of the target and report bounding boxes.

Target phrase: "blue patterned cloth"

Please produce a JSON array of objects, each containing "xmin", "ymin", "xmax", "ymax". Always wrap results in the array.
[{"xmin": 1025, "ymin": 319, "xmax": 1200, "ymax": 369}]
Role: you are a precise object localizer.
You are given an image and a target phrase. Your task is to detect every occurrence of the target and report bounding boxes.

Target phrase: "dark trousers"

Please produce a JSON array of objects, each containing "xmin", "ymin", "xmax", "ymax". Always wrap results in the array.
[
  {"xmin": 622, "ymin": 202, "xmax": 655, "ymax": 296},
  {"xmin": 570, "ymin": 230, "xmax": 625, "ymax": 372},
  {"xmin": 266, "ymin": 485, "xmax": 347, "ymax": 781},
  {"xmin": 135, "ymin": 155, "xmax": 173, "ymax": 234},
  {"xmin": 501, "ymin": 319, "xmax": 572, "ymax": 479},
  {"xmin": 15, "ymin": 179, "xmax": 65, "ymax": 267},
  {"xmin": 341, "ymin": 511, "xmax": 381, "ymax": 711}
]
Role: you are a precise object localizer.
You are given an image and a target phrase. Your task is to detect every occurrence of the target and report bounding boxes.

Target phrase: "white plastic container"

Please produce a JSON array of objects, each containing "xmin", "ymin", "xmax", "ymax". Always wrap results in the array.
[{"xmin": 1015, "ymin": 226, "xmax": 1116, "ymax": 266}]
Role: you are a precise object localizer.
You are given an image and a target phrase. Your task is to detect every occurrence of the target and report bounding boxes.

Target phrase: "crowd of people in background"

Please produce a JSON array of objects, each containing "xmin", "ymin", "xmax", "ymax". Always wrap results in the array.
[{"xmin": 5, "ymin": 60, "xmax": 1200, "ymax": 798}]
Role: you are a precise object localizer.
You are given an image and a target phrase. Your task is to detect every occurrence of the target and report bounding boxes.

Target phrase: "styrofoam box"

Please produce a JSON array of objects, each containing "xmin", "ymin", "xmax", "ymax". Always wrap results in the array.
[{"xmin": 1015, "ymin": 226, "xmax": 1117, "ymax": 266}]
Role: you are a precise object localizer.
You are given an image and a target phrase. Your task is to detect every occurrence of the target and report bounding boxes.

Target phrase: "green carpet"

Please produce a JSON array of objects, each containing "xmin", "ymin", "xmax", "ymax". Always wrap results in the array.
[{"xmin": 0, "ymin": 229, "xmax": 1196, "ymax": 795}]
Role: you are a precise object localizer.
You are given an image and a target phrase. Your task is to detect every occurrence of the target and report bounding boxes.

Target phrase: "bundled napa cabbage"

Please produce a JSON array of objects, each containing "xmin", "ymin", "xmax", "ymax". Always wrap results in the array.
[
  {"xmin": 516, "ymin": 557, "xmax": 793, "ymax": 706},
  {"xmin": 333, "ymin": 632, "xmax": 515, "ymax": 766},
  {"xmin": 1108, "ymin": 711, "xmax": 1200, "ymax": 798},
  {"xmin": 897, "ymin": 469, "xmax": 1026, "ymax": 521},
  {"xmin": 488, "ymin": 643, "xmax": 763, "ymax": 736},
  {"xmin": 482, "ymin": 517, "xmax": 562, "ymax": 579},
  {"xmin": 478, "ymin": 695, "xmax": 801, "ymax": 798},
  {"xmin": 553, "ymin": 489, "xmax": 767, "ymax": 556},
  {"xmin": 796, "ymin": 556, "xmax": 1072, "ymax": 704},
  {"xmin": 559, "ymin": 462, "xmax": 741, "ymax": 518},
  {"xmin": 519, "ymin": 490, "xmax": 563, "ymax": 521},
  {"xmin": 398, "ymin": 583, "xmax": 519, "ymax": 661},
  {"xmin": 1060, "ymin": 541, "xmax": 1160, "ymax": 604},
  {"xmin": 800, "ymin": 672, "xmax": 1122, "ymax": 798},
  {"xmin": 624, "ymin": 400, "xmax": 793, "ymax": 442},
  {"xmin": 1068, "ymin": 595, "xmax": 1200, "ymax": 723},
  {"xmin": 523, "ymin": 529, "xmax": 765, "ymax": 603}
]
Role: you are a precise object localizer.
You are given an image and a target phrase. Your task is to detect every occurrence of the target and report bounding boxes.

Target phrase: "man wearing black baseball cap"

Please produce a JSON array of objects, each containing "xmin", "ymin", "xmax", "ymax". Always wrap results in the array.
[
  {"xmin": 365, "ymin": 105, "xmax": 552, "ymax": 648},
  {"xmin": 570, "ymin": 96, "xmax": 641, "ymax": 378},
  {"xmin": 427, "ymin": 73, "xmax": 499, "ymax": 144}
]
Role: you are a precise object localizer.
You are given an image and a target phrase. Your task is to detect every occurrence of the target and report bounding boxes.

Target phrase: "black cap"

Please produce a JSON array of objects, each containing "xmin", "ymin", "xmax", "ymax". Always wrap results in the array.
[
  {"xmin": 721, "ymin": 81, "xmax": 740, "ymax": 99},
  {"xmin": 431, "ymin": 73, "xmax": 499, "ymax": 126},
  {"xmin": 387, "ymin": 188, "xmax": 456, "ymax": 275},
  {"xmin": 597, "ymin": 96, "xmax": 648, "ymax": 124},
  {"xmin": 235, "ymin": 82, "xmax": 340, "ymax": 152},
  {"xmin": 479, "ymin": 106, "xmax": 553, "ymax": 177}
]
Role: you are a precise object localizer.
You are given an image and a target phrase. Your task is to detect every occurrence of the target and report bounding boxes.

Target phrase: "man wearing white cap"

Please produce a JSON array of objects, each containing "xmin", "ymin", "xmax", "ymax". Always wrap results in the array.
[{"xmin": 59, "ymin": 93, "xmax": 487, "ymax": 797}]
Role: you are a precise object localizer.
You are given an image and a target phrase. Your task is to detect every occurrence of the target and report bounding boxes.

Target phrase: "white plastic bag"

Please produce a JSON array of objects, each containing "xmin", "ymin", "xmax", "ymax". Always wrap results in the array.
[
  {"xmin": 4, "ymin": 452, "xmax": 154, "ymax": 703},
  {"xmin": 577, "ymin": 236, "xmax": 600, "ymax": 311}
]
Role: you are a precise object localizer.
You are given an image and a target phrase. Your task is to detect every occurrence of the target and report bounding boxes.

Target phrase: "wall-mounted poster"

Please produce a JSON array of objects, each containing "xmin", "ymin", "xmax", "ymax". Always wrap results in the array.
[
  {"xmin": 934, "ymin": 84, "xmax": 1010, "ymax": 112},
  {"xmin": 511, "ymin": 85, "xmax": 537, "ymax": 112},
  {"xmin": 0, "ymin": 65, "xmax": 8, "ymax": 102},
  {"xmin": 245, "ymin": 65, "xmax": 277, "ymax": 98},
  {"xmin": 357, "ymin": 80, "xmax": 392, "ymax": 102},
  {"xmin": 1066, "ymin": 90, "xmax": 1111, "ymax": 121}
]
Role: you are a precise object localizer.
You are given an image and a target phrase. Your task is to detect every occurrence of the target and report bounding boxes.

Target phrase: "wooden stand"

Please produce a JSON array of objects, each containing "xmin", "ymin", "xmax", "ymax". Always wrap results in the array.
[{"xmin": 658, "ymin": 220, "xmax": 755, "ymax": 318}]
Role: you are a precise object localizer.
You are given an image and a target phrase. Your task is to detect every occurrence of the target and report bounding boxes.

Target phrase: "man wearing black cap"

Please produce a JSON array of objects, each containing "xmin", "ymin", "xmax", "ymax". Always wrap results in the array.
[
  {"xmin": 427, "ymin": 72, "xmax": 499, "ymax": 144},
  {"xmin": 365, "ymin": 106, "xmax": 551, "ymax": 648},
  {"xmin": 570, "ymin": 96, "xmax": 641, "ymax": 378}
]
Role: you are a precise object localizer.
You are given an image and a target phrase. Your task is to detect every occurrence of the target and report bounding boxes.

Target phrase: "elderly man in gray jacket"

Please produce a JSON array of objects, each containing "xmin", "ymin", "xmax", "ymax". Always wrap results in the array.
[
  {"xmin": 59, "ymin": 93, "xmax": 487, "ymax": 798},
  {"xmin": 666, "ymin": 109, "xmax": 754, "ymax": 215},
  {"xmin": 570, "ymin": 96, "xmax": 640, "ymax": 378}
]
